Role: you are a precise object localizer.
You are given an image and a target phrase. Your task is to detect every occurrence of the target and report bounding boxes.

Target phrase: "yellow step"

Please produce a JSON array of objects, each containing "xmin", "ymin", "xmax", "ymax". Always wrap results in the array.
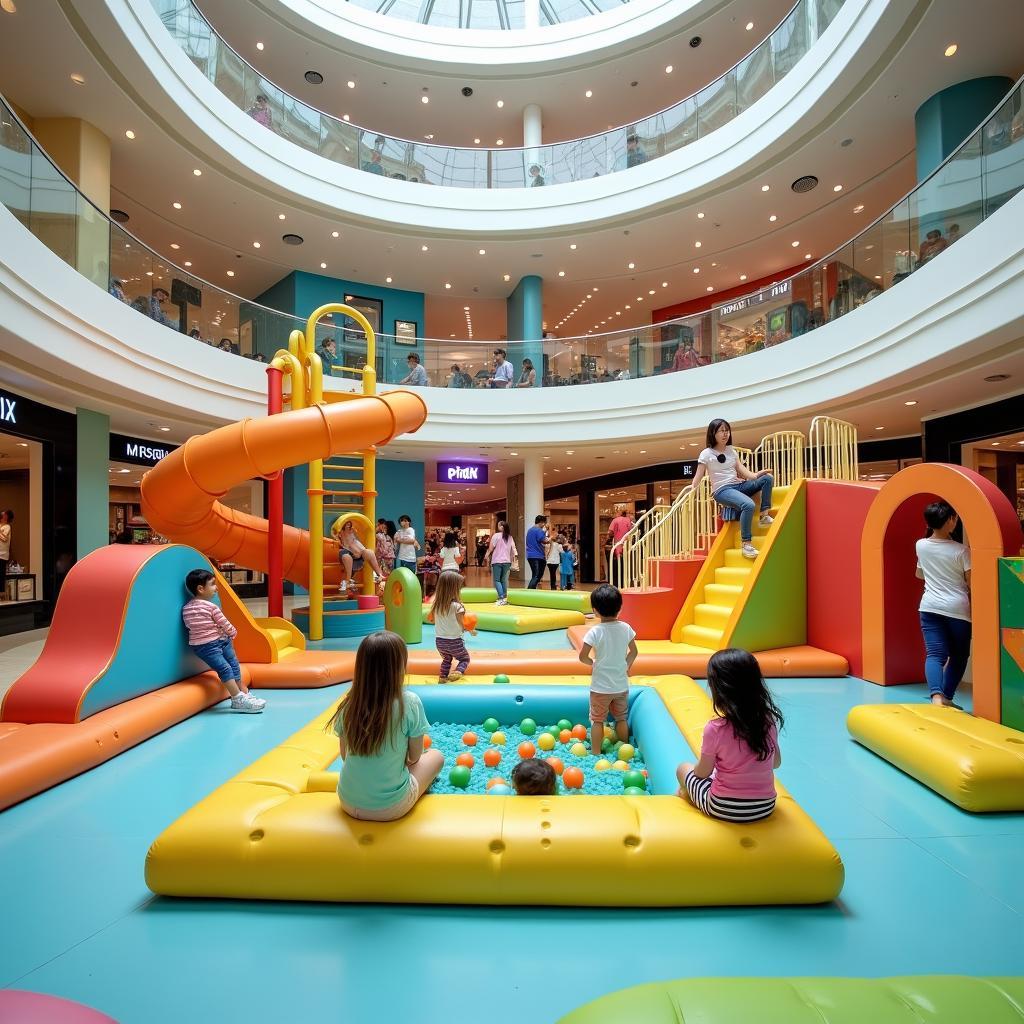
[
  {"xmin": 714, "ymin": 566, "xmax": 753, "ymax": 586},
  {"xmin": 705, "ymin": 583, "xmax": 743, "ymax": 607},
  {"xmin": 724, "ymin": 547, "xmax": 763, "ymax": 568},
  {"xmin": 680, "ymin": 624, "xmax": 724, "ymax": 648},
  {"xmin": 265, "ymin": 627, "xmax": 293, "ymax": 653},
  {"xmin": 695, "ymin": 603, "xmax": 733, "ymax": 629}
]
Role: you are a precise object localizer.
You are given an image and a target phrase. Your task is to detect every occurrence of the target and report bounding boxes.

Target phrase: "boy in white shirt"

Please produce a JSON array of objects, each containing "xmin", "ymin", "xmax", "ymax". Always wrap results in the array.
[
  {"xmin": 578, "ymin": 584, "xmax": 638, "ymax": 755},
  {"xmin": 395, "ymin": 515, "xmax": 420, "ymax": 574}
]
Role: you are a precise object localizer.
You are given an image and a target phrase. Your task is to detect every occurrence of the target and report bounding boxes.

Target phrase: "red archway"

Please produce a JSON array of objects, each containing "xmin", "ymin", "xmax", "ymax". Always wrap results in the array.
[{"xmin": 861, "ymin": 463, "xmax": 1021, "ymax": 723}]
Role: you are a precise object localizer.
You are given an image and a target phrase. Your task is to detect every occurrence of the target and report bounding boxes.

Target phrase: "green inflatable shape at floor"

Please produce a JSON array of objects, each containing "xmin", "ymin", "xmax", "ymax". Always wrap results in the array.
[
  {"xmin": 557, "ymin": 977, "xmax": 1024, "ymax": 1024},
  {"xmin": 382, "ymin": 568, "xmax": 423, "ymax": 644}
]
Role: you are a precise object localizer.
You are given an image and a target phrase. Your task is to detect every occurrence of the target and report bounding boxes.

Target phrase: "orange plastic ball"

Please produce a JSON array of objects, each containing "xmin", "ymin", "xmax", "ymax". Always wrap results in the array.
[
  {"xmin": 571, "ymin": 724, "xmax": 588, "ymax": 741},
  {"xmin": 483, "ymin": 748, "xmax": 501, "ymax": 767},
  {"xmin": 559, "ymin": 729, "xmax": 572, "ymax": 744},
  {"xmin": 562, "ymin": 766, "xmax": 585, "ymax": 789},
  {"xmin": 462, "ymin": 732, "xmax": 478, "ymax": 746},
  {"xmin": 463, "ymin": 612, "xmax": 478, "ymax": 631},
  {"xmin": 486, "ymin": 777, "xmax": 508, "ymax": 790},
  {"xmin": 422, "ymin": 735, "xmax": 432, "ymax": 749},
  {"xmin": 456, "ymin": 752, "xmax": 475, "ymax": 768},
  {"xmin": 545, "ymin": 756, "xmax": 565, "ymax": 776},
  {"xmin": 518, "ymin": 741, "xmax": 536, "ymax": 759}
]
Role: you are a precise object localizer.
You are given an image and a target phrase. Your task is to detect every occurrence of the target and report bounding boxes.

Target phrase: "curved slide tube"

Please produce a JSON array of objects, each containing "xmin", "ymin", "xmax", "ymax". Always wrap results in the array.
[{"xmin": 140, "ymin": 391, "xmax": 427, "ymax": 590}]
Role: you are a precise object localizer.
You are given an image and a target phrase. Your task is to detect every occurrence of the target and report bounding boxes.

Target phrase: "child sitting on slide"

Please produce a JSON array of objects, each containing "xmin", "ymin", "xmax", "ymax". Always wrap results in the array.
[
  {"xmin": 333, "ymin": 519, "xmax": 384, "ymax": 595},
  {"xmin": 182, "ymin": 569, "xmax": 266, "ymax": 713}
]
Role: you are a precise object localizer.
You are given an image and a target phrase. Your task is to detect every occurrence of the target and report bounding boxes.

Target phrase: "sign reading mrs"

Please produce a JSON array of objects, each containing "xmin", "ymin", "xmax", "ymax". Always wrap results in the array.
[{"xmin": 437, "ymin": 461, "xmax": 489, "ymax": 485}]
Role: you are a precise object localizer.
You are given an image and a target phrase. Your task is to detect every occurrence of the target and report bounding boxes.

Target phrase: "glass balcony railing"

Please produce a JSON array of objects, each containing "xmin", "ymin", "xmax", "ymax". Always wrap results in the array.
[
  {"xmin": 150, "ymin": 0, "xmax": 845, "ymax": 188},
  {"xmin": 1, "ymin": 77, "xmax": 1022, "ymax": 390}
]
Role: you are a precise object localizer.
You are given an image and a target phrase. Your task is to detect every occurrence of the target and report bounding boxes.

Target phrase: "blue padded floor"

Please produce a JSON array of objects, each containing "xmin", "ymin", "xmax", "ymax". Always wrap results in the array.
[{"xmin": 2, "ymin": 670, "xmax": 1022, "ymax": 1023}]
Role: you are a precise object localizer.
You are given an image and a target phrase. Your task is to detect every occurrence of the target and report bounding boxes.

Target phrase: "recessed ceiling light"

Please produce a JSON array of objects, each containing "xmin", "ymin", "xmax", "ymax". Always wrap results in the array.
[
  {"xmin": 693, "ymin": 268, "xmax": 700, "ymax": 274},
  {"xmin": 421, "ymin": 245, "xmax": 429, "ymax": 252},
  {"xmin": 992, "ymin": 441, "xmax": 1002, "ymax": 446},
  {"xmin": 665, "ymin": 64, "xmax": 674, "ymax": 74},
  {"xmin": 331, "ymin": 230, "xmax": 339, "ymax": 238},
  {"xmin": 904, "ymin": 400, "xmax": 918, "ymax": 406},
  {"xmin": 305, "ymin": 71, "xmax": 324, "ymax": 85},
  {"xmin": 627, "ymin": 262, "xmax": 635, "ymax": 269},
  {"xmin": 347, "ymin": 80, "xmax": 356, "ymax": 89},
  {"xmin": 278, "ymin": 213, "xmax": 286, "ymax": 220},
  {"xmin": 256, "ymin": 41, "xmax": 264, "ymax": 50},
  {"xmin": 424, "ymin": 134, "xmax": 434, "ymax": 140},
  {"xmin": 745, "ymin": 20, "xmax": 754, "ymax": 30},
  {"xmin": 445, "ymin": 282, "xmax": 452, "ymax": 289},
  {"xmin": 769, "ymin": 214, "xmax": 777, "ymax": 222},
  {"xmin": 226, "ymin": 270, "xmax": 235, "ymax": 277},
  {"xmin": 192, "ymin": 168, "xmax": 202, "ymax": 176},
  {"xmin": 124, "ymin": 129, "xmax": 135, "ymax": 139},
  {"xmin": 320, "ymin": 262, "xmax": 327, "ymax": 269},
  {"xmin": 706, "ymin": 285, "xmax": 714, "ymax": 292},
  {"xmin": 558, "ymin": 270, "xmax": 565, "ymax": 277},
  {"xmin": 343, "ymin": 114, "xmax": 350, "ymax": 121},
  {"xmin": 421, "ymin": 96, "xmax": 429, "ymax": 104},
  {"xmin": 172, "ymin": 201, "xmax": 182, "ymax": 210},
  {"xmin": 854, "ymin": 204, "xmax": 865, "ymax": 213},
  {"xmin": 570, "ymin": 243, "xmax": 577, "ymax": 250},
  {"xmin": 496, "ymin": 139, "xmax": 503, "ymax": 145},
  {"xmin": 944, "ymin": 43, "xmax": 958, "ymax": 57},
  {"xmin": 761, "ymin": 184, "xmax": 770, "ymax": 192},
  {"xmin": 385, "ymin": 276, "xmax": 393, "ymax": 283},
  {"xmin": 496, "ymin": 99, "xmax": 504, "ymax": 108},
  {"xmin": 184, "ymin": 261, "xmax": 192, "ymax": 267},
  {"xmin": 791, "ymin": 240, "xmax": 800, "ymax": 247},
  {"xmin": 833, "ymin": 184, "xmax": 843, "ymax": 192},
  {"xmin": 584, "ymin": 90, "xmax": 593, "ymax": 98},
  {"xmin": 739, "ymin": 274, "xmax": 747, "ymax": 281},
  {"xmin": 157, "ymin": 425, "xmax": 172, "ymax": 432},
  {"xmin": 474, "ymin": 138, "xmax": 481, "ymax": 144},
  {"xmin": 697, "ymin": 212, "xmax": 705, "ymax": 219},
  {"xmin": 252, "ymin": 241, "xmax": 260, "ymax": 248},
  {"xmin": 804, "ymin": 253, "xmax": 812, "ymax": 259},
  {"xmin": 503, "ymin": 273, "xmax": 511, "ymax": 282},
  {"xmin": 70, "ymin": 73, "xmax": 85, "ymax": 85},
  {"xmin": 694, "ymin": 241, "xmax": 702, "ymax": 248},
  {"xmin": 874, "ymin": 426, "xmax": 884, "ymax": 431},
  {"xmin": 661, "ymin": 281, "xmax": 668, "ymax": 287},
  {"xmin": 648, "ymin": 289, "xmax": 655, "ymax": 295},
  {"xmin": 478, "ymin": 249, "xmax": 486, "ymax": 255}
]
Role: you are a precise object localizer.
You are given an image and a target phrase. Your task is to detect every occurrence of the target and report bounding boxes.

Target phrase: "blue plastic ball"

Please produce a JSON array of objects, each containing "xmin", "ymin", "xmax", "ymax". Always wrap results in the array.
[{"xmin": 488, "ymin": 784, "xmax": 512, "ymax": 795}]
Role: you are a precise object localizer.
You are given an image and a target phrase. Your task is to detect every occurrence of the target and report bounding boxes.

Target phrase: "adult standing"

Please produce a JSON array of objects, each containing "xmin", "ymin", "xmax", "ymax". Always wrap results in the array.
[
  {"xmin": 400, "ymin": 353, "xmax": 429, "ymax": 386},
  {"xmin": 488, "ymin": 349, "xmax": 514, "ymax": 389},
  {"xmin": 526, "ymin": 514, "xmax": 549, "ymax": 590},
  {"xmin": 0, "ymin": 509, "xmax": 12, "ymax": 601},
  {"xmin": 545, "ymin": 529, "xmax": 563, "ymax": 590},
  {"xmin": 317, "ymin": 338, "xmax": 339, "ymax": 376},
  {"xmin": 475, "ymin": 535, "xmax": 487, "ymax": 567},
  {"xmin": 605, "ymin": 507, "xmax": 634, "ymax": 581},
  {"xmin": 516, "ymin": 359, "xmax": 537, "ymax": 388},
  {"xmin": 486, "ymin": 521, "xmax": 517, "ymax": 606}
]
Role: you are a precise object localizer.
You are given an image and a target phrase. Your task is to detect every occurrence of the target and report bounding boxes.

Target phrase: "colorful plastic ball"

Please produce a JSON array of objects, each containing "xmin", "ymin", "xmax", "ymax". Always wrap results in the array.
[
  {"xmin": 422, "ymin": 735, "xmax": 432, "ymax": 749},
  {"xmin": 490, "ymin": 731, "xmax": 506, "ymax": 746},
  {"xmin": 545, "ymin": 756, "xmax": 565, "ymax": 776},
  {"xmin": 570, "ymin": 742, "xmax": 588, "ymax": 757},
  {"xmin": 449, "ymin": 765, "xmax": 472, "ymax": 788},
  {"xmin": 559, "ymin": 729, "xmax": 573, "ymax": 744},
  {"xmin": 571, "ymin": 724, "xmax": 588, "ymax": 741},
  {"xmin": 482, "ymin": 717, "xmax": 500, "ymax": 734},
  {"xmin": 456, "ymin": 752, "xmax": 475, "ymax": 768},
  {"xmin": 488, "ymin": 784, "xmax": 512, "ymax": 795},
  {"xmin": 618, "ymin": 743, "xmax": 636, "ymax": 761},
  {"xmin": 462, "ymin": 731, "xmax": 478, "ymax": 746},
  {"xmin": 493, "ymin": 673, "xmax": 510, "ymax": 685},
  {"xmin": 594, "ymin": 758, "xmax": 612, "ymax": 771},
  {"xmin": 562, "ymin": 767, "xmax": 585, "ymax": 789},
  {"xmin": 556, "ymin": 718, "xmax": 573, "ymax": 733},
  {"xmin": 623, "ymin": 786, "xmax": 647, "ymax": 796},
  {"xmin": 486, "ymin": 776, "xmax": 508, "ymax": 790},
  {"xmin": 623, "ymin": 770, "xmax": 646, "ymax": 790},
  {"xmin": 463, "ymin": 612, "xmax": 478, "ymax": 631},
  {"xmin": 603, "ymin": 725, "xmax": 614, "ymax": 740},
  {"xmin": 612, "ymin": 760, "xmax": 629, "ymax": 771},
  {"xmin": 601, "ymin": 738, "xmax": 613, "ymax": 753},
  {"xmin": 520, "ymin": 718, "xmax": 537, "ymax": 736},
  {"xmin": 518, "ymin": 741, "xmax": 536, "ymax": 759},
  {"xmin": 537, "ymin": 732, "xmax": 556, "ymax": 751},
  {"xmin": 483, "ymin": 748, "xmax": 502, "ymax": 768}
]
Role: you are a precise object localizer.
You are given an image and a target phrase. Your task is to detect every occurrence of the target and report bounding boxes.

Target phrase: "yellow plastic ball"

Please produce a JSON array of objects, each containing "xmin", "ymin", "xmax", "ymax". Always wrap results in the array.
[
  {"xmin": 537, "ymin": 732, "xmax": 556, "ymax": 751},
  {"xmin": 570, "ymin": 742, "xmax": 588, "ymax": 757},
  {"xmin": 594, "ymin": 758, "xmax": 611, "ymax": 771},
  {"xmin": 603, "ymin": 726, "xmax": 614, "ymax": 740},
  {"xmin": 618, "ymin": 743, "xmax": 635, "ymax": 761},
  {"xmin": 613, "ymin": 760, "xmax": 629, "ymax": 771},
  {"xmin": 490, "ymin": 731, "xmax": 506, "ymax": 746}
]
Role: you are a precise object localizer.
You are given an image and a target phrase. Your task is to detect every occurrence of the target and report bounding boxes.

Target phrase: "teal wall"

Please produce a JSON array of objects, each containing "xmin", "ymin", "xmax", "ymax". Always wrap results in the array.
[
  {"xmin": 253, "ymin": 271, "xmax": 426, "ymax": 385},
  {"xmin": 915, "ymin": 76, "xmax": 1012, "ymax": 180},
  {"xmin": 76, "ymin": 408, "xmax": 109, "ymax": 559},
  {"xmin": 505, "ymin": 275, "xmax": 544, "ymax": 386}
]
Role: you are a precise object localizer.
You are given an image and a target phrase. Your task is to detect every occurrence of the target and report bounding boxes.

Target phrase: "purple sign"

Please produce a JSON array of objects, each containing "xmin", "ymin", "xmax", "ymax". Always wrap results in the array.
[{"xmin": 437, "ymin": 461, "xmax": 489, "ymax": 485}]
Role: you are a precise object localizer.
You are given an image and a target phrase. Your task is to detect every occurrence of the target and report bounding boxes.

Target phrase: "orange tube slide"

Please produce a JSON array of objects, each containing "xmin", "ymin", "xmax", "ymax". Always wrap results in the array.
[{"xmin": 140, "ymin": 392, "xmax": 427, "ymax": 589}]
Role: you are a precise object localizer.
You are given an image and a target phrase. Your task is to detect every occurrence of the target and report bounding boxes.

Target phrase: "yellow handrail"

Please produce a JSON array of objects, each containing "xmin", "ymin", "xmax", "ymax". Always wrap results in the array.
[
  {"xmin": 611, "ymin": 502, "xmax": 671, "ymax": 589},
  {"xmin": 807, "ymin": 416, "xmax": 859, "ymax": 481},
  {"xmin": 752, "ymin": 431, "xmax": 806, "ymax": 486}
]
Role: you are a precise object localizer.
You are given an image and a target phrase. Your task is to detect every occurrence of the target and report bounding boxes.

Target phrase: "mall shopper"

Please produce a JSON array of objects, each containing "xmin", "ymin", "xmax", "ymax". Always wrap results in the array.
[
  {"xmin": 0, "ymin": 509, "xmax": 12, "ymax": 600},
  {"xmin": 108, "ymin": 278, "xmax": 127, "ymax": 303},
  {"xmin": 486, "ymin": 520, "xmax": 518, "ymax": 605},
  {"xmin": 439, "ymin": 531, "xmax": 463, "ymax": 571},
  {"xmin": 247, "ymin": 94, "xmax": 272, "ymax": 129},
  {"xmin": 475, "ymin": 536, "xmax": 488, "ymax": 567},
  {"xmin": 516, "ymin": 359, "xmax": 536, "ymax": 388},
  {"xmin": 375, "ymin": 519, "xmax": 395, "ymax": 576},
  {"xmin": 317, "ymin": 338, "xmax": 338, "ymax": 375},
  {"xmin": 545, "ymin": 530, "xmax": 563, "ymax": 590},
  {"xmin": 526, "ymin": 514, "xmax": 549, "ymax": 589},
  {"xmin": 146, "ymin": 287, "xmax": 174, "ymax": 328},
  {"xmin": 488, "ymin": 349, "xmax": 514, "ymax": 389},
  {"xmin": 672, "ymin": 337, "xmax": 707, "ymax": 371},
  {"xmin": 916, "ymin": 501, "xmax": 972, "ymax": 709},
  {"xmin": 559, "ymin": 538, "xmax": 575, "ymax": 590},
  {"xmin": 625, "ymin": 133, "xmax": 648, "ymax": 167},
  {"xmin": 691, "ymin": 418, "xmax": 774, "ymax": 561},
  {"xmin": 399, "ymin": 352, "xmax": 429, "ymax": 386},
  {"xmin": 606, "ymin": 507, "xmax": 634, "ymax": 582},
  {"xmin": 395, "ymin": 515, "xmax": 420, "ymax": 573},
  {"xmin": 528, "ymin": 164, "xmax": 546, "ymax": 187},
  {"xmin": 918, "ymin": 228, "xmax": 949, "ymax": 265}
]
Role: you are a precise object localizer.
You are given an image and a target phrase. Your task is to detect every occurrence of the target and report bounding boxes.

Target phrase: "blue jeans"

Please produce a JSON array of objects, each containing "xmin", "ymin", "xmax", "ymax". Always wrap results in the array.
[
  {"xmin": 714, "ymin": 475, "xmax": 774, "ymax": 542},
  {"xmin": 491, "ymin": 561, "xmax": 511, "ymax": 599},
  {"xmin": 560, "ymin": 571, "xmax": 574, "ymax": 590},
  {"xmin": 192, "ymin": 637, "xmax": 241, "ymax": 684},
  {"xmin": 399, "ymin": 559, "xmax": 417, "ymax": 574},
  {"xmin": 919, "ymin": 611, "xmax": 972, "ymax": 699},
  {"xmin": 527, "ymin": 557, "xmax": 546, "ymax": 589}
]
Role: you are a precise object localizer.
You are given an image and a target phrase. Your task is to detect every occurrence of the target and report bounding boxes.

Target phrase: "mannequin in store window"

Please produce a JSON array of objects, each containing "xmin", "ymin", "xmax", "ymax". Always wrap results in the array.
[{"xmin": 0, "ymin": 509, "xmax": 13, "ymax": 599}]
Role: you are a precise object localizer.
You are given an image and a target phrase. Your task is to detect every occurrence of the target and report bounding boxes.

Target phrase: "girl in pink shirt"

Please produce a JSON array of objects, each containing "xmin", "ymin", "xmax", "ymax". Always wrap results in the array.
[{"xmin": 676, "ymin": 648, "xmax": 783, "ymax": 822}]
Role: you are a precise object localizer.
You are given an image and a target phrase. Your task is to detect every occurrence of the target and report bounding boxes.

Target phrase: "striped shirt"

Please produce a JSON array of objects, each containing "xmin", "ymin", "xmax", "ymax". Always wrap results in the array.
[{"xmin": 182, "ymin": 598, "xmax": 237, "ymax": 646}]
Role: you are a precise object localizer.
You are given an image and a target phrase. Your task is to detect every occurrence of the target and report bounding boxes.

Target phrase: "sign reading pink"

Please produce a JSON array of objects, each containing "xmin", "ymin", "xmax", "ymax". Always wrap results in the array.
[{"xmin": 437, "ymin": 461, "xmax": 489, "ymax": 485}]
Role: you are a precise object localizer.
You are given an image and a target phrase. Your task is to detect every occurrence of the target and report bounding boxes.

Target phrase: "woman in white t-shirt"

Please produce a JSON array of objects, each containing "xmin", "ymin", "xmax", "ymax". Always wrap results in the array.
[
  {"xmin": 439, "ymin": 531, "xmax": 464, "ymax": 572},
  {"xmin": 916, "ymin": 500, "xmax": 972, "ymax": 708},
  {"xmin": 545, "ymin": 530, "xmax": 563, "ymax": 591},
  {"xmin": 689, "ymin": 419, "xmax": 774, "ymax": 560}
]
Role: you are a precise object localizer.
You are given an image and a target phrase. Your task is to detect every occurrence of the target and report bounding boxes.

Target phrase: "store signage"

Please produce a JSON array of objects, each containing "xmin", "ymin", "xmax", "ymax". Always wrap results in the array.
[
  {"xmin": 680, "ymin": 461, "xmax": 697, "ymax": 478},
  {"xmin": 0, "ymin": 396, "xmax": 16, "ymax": 424},
  {"xmin": 0, "ymin": 387, "xmax": 70, "ymax": 439},
  {"xmin": 110, "ymin": 433, "xmax": 178, "ymax": 467},
  {"xmin": 437, "ymin": 461, "xmax": 489, "ymax": 485},
  {"xmin": 717, "ymin": 280, "xmax": 791, "ymax": 318}
]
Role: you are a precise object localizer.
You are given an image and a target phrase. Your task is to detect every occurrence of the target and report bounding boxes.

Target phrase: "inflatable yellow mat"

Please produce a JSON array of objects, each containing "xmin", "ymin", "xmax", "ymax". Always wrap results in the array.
[
  {"xmin": 557, "ymin": 977, "xmax": 1024, "ymax": 1023},
  {"xmin": 847, "ymin": 704, "xmax": 1024, "ymax": 812},
  {"xmin": 423, "ymin": 602, "xmax": 585, "ymax": 634},
  {"xmin": 146, "ymin": 675, "xmax": 843, "ymax": 905}
]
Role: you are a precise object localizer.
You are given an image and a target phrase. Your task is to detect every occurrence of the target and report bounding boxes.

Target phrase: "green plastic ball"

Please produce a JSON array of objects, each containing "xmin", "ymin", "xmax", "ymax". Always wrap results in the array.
[
  {"xmin": 556, "ymin": 718, "xmax": 573, "ymax": 733},
  {"xmin": 622, "ymin": 770, "xmax": 646, "ymax": 791},
  {"xmin": 449, "ymin": 765, "xmax": 472, "ymax": 789},
  {"xmin": 520, "ymin": 718, "xmax": 537, "ymax": 736},
  {"xmin": 601, "ymin": 737, "xmax": 613, "ymax": 753},
  {"xmin": 623, "ymin": 786, "xmax": 647, "ymax": 796},
  {"xmin": 544, "ymin": 725, "xmax": 560, "ymax": 739},
  {"xmin": 493, "ymin": 674, "xmax": 510, "ymax": 685},
  {"xmin": 482, "ymin": 717, "xmax": 500, "ymax": 734}
]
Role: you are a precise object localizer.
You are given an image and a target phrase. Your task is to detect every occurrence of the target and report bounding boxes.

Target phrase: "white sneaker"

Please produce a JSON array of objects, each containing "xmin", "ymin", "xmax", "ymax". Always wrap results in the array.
[
  {"xmin": 339, "ymin": 581, "xmax": 348, "ymax": 594},
  {"xmin": 230, "ymin": 692, "xmax": 266, "ymax": 713},
  {"xmin": 496, "ymin": 597, "xmax": 507, "ymax": 606},
  {"xmin": 759, "ymin": 513, "xmax": 774, "ymax": 527},
  {"xmin": 741, "ymin": 542, "xmax": 759, "ymax": 560}
]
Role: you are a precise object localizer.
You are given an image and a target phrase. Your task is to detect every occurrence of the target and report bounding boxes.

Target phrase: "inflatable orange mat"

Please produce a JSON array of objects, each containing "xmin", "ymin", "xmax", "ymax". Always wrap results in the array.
[{"xmin": 248, "ymin": 650, "xmax": 355, "ymax": 688}]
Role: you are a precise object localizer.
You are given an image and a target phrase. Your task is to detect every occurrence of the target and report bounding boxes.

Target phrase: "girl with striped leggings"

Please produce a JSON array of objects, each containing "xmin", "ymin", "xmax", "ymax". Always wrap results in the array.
[
  {"xmin": 431, "ymin": 570, "xmax": 476, "ymax": 683},
  {"xmin": 676, "ymin": 648, "xmax": 783, "ymax": 823}
]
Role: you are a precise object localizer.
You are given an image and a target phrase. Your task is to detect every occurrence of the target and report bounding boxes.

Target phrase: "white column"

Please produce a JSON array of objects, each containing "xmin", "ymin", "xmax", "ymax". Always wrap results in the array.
[
  {"xmin": 521, "ymin": 452, "xmax": 544, "ymax": 582},
  {"xmin": 523, "ymin": 103, "xmax": 543, "ymax": 187},
  {"xmin": 524, "ymin": 0, "xmax": 540, "ymax": 31}
]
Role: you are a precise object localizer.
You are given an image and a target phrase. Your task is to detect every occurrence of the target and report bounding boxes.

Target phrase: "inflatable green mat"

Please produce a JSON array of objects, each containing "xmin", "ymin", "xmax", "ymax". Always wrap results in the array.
[
  {"xmin": 558, "ymin": 977, "xmax": 1024, "ymax": 1023},
  {"xmin": 506, "ymin": 589, "xmax": 592, "ymax": 613}
]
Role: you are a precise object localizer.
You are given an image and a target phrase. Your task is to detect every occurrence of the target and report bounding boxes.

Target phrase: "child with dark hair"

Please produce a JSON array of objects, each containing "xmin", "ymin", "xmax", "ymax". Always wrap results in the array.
[
  {"xmin": 182, "ymin": 569, "xmax": 266, "ymax": 713},
  {"xmin": 579, "ymin": 584, "xmax": 638, "ymax": 755},
  {"xmin": 512, "ymin": 758, "xmax": 557, "ymax": 796},
  {"xmin": 916, "ymin": 500, "xmax": 972, "ymax": 708},
  {"xmin": 677, "ymin": 648, "xmax": 782, "ymax": 822}
]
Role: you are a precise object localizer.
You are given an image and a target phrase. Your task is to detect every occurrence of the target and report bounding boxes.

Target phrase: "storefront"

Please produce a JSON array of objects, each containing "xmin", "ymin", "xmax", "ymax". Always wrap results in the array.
[{"xmin": 0, "ymin": 386, "xmax": 77, "ymax": 635}]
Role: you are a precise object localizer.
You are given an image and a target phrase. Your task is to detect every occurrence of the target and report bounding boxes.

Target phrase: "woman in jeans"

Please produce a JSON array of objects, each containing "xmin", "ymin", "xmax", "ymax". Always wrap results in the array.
[{"xmin": 486, "ymin": 520, "xmax": 518, "ymax": 607}]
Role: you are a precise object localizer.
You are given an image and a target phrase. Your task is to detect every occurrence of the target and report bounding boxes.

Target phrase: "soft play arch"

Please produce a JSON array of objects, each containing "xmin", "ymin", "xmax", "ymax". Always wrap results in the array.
[{"xmin": 861, "ymin": 463, "xmax": 1021, "ymax": 723}]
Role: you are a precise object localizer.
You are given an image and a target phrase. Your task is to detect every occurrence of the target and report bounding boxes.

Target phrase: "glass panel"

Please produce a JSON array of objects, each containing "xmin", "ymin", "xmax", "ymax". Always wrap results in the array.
[
  {"xmin": 851, "ymin": 215, "xmax": 884, "ymax": 303},
  {"xmin": 983, "ymin": 83, "xmax": 1024, "ymax": 217},
  {"xmin": 771, "ymin": 3, "xmax": 810, "ymax": 80},
  {"xmin": 736, "ymin": 39, "xmax": 776, "ymax": 113},
  {"xmin": 824, "ymin": 243, "xmax": 855, "ymax": 322},
  {"xmin": 0, "ymin": 102, "xmax": 32, "ymax": 228},
  {"xmin": 696, "ymin": 68, "xmax": 737, "ymax": 137},
  {"xmin": 880, "ymin": 196, "xmax": 913, "ymax": 291},
  {"xmin": 29, "ymin": 142, "xmax": 77, "ymax": 266},
  {"xmin": 76, "ymin": 194, "xmax": 111, "ymax": 289}
]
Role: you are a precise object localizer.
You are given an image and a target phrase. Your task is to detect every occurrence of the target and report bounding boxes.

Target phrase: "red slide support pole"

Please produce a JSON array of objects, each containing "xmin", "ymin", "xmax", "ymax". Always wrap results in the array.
[{"xmin": 266, "ymin": 366, "xmax": 284, "ymax": 618}]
